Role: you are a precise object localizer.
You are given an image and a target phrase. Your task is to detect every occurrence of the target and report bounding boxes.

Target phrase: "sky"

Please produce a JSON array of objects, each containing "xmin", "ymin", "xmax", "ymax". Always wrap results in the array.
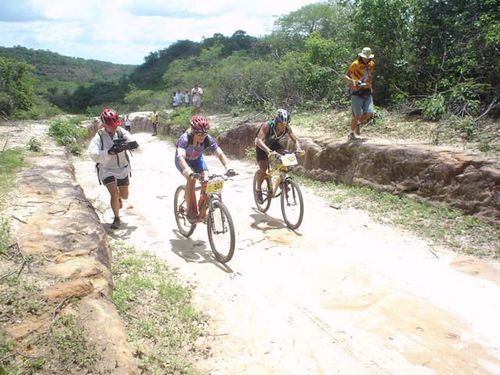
[{"xmin": 0, "ymin": 0, "xmax": 321, "ymax": 65}]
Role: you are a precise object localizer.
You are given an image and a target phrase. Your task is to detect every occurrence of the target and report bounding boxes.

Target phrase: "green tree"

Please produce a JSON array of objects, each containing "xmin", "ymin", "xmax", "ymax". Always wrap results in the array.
[
  {"xmin": 351, "ymin": 0, "xmax": 414, "ymax": 105},
  {"xmin": 0, "ymin": 57, "xmax": 35, "ymax": 116},
  {"xmin": 410, "ymin": 0, "xmax": 499, "ymax": 114}
]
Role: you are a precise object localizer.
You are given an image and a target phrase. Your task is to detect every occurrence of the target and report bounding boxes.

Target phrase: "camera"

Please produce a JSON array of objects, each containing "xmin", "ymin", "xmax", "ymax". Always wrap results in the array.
[{"xmin": 113, "ymin": 138, "xmax": 127, "ymax": 147}]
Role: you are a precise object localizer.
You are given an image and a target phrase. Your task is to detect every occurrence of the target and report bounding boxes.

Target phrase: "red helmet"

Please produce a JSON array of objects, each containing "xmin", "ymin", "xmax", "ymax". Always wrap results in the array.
[
  {"xmin": 100, "ymin": 108, "xmax": 122, "ymax": 127},
  {"xmin": 190, "ymin": 115, "xmax": 210, "ymax": 131}
]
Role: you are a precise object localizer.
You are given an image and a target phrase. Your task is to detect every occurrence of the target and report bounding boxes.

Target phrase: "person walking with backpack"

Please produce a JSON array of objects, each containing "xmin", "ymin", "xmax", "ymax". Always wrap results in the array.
[
  {"xmin": 88, "ymin": 108, "xmax": 139, "ymax": 229},
  {"xmin": 344, "ymin": 47, "xmax": 376, "ymax": 141}
]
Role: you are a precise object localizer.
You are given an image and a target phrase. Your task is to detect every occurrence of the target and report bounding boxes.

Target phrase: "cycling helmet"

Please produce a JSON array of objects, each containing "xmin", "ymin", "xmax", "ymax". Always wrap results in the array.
[
  {"xmin": 190, "ymin": 115, "xmax": 210, "ymax": 131},
  {"xmin": 100, "ymin": 108, "xmax": 122, "ymax": 127},
  {"xmin": 276, "ymin": 108, "xmax": 291, "ymax": 124}
]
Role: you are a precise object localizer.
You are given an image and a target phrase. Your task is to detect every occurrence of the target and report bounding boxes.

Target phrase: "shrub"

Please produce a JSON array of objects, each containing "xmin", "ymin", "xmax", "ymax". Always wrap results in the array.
[
  {"xmin": 421, "ymin": 94, "xmax": 446, "ymax": 121},
  {"xmin": 48, "ymin": 118, "xmax": 87, "ymax": 155},
  {"xmin": 27, "ymin": 137, "xmax": 42, "ymax": 152}
]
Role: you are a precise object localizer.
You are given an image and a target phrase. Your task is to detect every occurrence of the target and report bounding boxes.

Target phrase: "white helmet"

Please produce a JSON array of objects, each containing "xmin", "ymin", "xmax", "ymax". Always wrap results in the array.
[{"xmin": 276, "ymin": 108, "xmax": 291, "ymax": 124}]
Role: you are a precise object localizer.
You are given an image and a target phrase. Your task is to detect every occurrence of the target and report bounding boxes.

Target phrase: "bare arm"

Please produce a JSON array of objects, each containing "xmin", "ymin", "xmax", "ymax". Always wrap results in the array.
[
  {"xmin": 287, "ymin": 127, "xmax": 302, "ymax": 151},
  {"xmin": 215, "ymin": 147, "xmax": 229, "ymax": 170},
  {"xmin": 254, "ymin": 123, "xmax": 272, "ymax": 155}
]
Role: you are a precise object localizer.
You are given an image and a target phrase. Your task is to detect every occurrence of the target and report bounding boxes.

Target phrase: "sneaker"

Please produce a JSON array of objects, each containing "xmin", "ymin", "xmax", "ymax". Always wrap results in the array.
[
  {"xmin": 110, "ymin": 217, "xmax": 121, "ymax": 229},
  {"xmin": 348, "ymin": 132, "xmax": 359, "ymax": 141},
  {"xmin": 187, "ymin": 210, "xmax": 198, "ymax": 223},
  {"xmin": 255, "ymin": 190, "xmax": 264, "ymax": 204}
]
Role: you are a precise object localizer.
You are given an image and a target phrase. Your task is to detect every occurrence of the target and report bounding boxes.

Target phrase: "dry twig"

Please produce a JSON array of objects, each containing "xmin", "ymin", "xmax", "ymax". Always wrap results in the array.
[{"xmin": 52, "ymin": 296, "xmax": 72, "ymax": 322}]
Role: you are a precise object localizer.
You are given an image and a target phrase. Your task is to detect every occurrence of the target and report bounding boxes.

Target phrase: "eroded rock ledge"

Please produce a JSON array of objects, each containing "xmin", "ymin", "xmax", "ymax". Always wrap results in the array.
[
  {"xmin": 217, "ymin": 122, "xmax": 500, "ymax": 223},
  {"xmin": 5, "ymin": 135, "xmax": 138, "ymax": 373}
]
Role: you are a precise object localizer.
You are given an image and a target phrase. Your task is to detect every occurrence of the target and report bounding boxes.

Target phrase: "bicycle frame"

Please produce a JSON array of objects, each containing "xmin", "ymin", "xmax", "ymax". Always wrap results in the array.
[
  {"xmin": 195, "ymin": 175, "xmax": 226, "ymax": 220},
  {"xmin": 266, "ymin": 153, "xmax": 297, "ymax": 198},
  {"xmin": 174, "ymin": 171, "xmax": 236, "ymax": 263}
]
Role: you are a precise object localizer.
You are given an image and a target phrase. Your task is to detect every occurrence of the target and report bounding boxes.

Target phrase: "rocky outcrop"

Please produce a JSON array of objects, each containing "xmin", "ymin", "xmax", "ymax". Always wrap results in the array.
[
  {"xmin": 218, "ymin": 122, "xmax": 500, "ymax": 223},
  {"xmin": 4, "ymin": 133, "xmax": 138, "ymax": 373}
]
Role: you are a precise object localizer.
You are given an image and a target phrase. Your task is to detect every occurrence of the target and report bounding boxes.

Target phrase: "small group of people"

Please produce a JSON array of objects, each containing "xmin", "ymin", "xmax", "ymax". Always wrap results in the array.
[
  {"xmin": 172, "ymin": 90, "xmax": 190, "ymax": 108},
  {"xmin": 172, "ymin": 83, "xmax": 204, "ymax": 111},
  {"xmin": 88, "ymin": 106, "xmax": 300, "ymax": 229}
]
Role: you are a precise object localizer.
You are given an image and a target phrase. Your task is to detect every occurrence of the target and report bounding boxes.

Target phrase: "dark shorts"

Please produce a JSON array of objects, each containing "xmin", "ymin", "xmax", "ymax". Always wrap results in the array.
[
  {"xmin": 102, "ymin": 176, "xmax": 129, "ymax": 186},
  {"xmin": 256, "ymin": 142, "xmax": 283, "ymax": 162}
]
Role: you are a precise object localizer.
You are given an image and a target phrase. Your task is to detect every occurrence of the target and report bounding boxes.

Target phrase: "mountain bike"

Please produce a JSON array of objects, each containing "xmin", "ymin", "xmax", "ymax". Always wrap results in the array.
[
  {"xmin": 174, "ymin": 171, "xmax": 237, "ymax": 263},
  {"xmin": 253, "ymin": 151, "xmax": 304, "ymax": 230}
]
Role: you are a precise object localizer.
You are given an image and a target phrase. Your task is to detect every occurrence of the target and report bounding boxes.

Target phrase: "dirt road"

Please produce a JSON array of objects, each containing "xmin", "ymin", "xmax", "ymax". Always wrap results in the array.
[{"xmin": 73, "ymin": 132, "xmax": 500, "ymax": 375}]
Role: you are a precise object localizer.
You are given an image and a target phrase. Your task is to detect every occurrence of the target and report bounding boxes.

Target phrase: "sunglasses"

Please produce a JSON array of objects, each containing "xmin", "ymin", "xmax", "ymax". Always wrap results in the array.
[{"xmin": 194, "ymin": 131, "xmax": 208, "ymax": 135}]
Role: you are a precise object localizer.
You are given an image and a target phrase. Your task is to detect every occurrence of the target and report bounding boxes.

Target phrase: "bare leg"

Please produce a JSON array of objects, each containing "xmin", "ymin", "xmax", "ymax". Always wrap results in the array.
[
  {"xmin": 185, "ymin": 177, "xmax": 198, "ymax": 216},
  {"xmin": 351, "ymin": 116, "xmax": 361, "ymax": 136},
  {"xmin": 255, "ymin": 159, "xmax": 268, "ymax": 187},
  {"xmin": 105, "ymin": 182, "xmax": 121, "ymax": 218}
]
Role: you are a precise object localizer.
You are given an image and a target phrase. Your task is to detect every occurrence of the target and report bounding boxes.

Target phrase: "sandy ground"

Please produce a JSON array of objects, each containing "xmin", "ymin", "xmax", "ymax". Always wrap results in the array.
[{"xmin": 73, "ymin": 132, "xmax": 500, "ymax": 375}]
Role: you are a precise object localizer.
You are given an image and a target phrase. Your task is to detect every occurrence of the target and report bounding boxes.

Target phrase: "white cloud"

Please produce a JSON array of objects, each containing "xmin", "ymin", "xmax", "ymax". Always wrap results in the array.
[{"xmin": 0, "ymin": 0, "xmax": 321, "ymax": 64}]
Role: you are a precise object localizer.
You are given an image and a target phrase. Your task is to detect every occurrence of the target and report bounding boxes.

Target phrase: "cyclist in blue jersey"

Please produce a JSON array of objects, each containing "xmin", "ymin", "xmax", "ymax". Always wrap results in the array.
[{"xmin": 175, "ymin": 115, "xmax": 234, "ymax": 220}]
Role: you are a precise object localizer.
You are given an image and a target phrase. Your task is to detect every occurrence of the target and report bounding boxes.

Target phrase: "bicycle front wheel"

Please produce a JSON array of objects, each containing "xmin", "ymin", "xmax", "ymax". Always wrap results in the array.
[
  {"xmin": 280, "ymin": 178, "xmax": 304, "ymax": 230},
  {"xmin": 174, "ymin": 185, "xmax": 196, "ymax": 237},
  {"xmin": 253, "ymin": 171, "xmax": 272, "ymax": 212},
  {"xmin": 207, "ymin": 200, "xmax": 235, "ymax": 263}
]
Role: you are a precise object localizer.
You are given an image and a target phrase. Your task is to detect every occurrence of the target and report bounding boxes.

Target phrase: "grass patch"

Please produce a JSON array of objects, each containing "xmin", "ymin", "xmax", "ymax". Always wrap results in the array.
[
  {"xmin": 0, "ymin": 219, "xmax": 11, "ymax": 255},
  {"xmin": 110, "ymin": 240, "xmax": 207, "ymax": 375},
  {"xmin": 295, "ymin": 175, "xmax": 500, "ymax": 258},
  {"xmin": 0, "ymin": 148, "xmax": 24, "ymax": 202},
  {"xmin": 0, "ymin": 259, "xmax": 100, "ymax": 374},
  {"xmin": 37, "ymin": 314, "xmax": 100, "ymax": 372}
]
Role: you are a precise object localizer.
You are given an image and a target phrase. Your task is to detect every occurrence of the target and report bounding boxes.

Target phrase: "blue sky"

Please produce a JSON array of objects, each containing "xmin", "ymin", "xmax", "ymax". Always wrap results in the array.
[{"xmin": 0, "ymin": 0, "xmax": 321, "ymax": 65}]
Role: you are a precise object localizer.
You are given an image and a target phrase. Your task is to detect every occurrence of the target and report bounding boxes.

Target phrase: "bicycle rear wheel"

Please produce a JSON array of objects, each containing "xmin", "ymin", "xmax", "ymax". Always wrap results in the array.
[
  {"xmin": 253, "ymin": 171, "xmax": 272, "ymax": 212},
  {"xmin": 174, "ymin": 185, "xmax": 196, "ymax": 237},
  {"xmin": 280, "ymin": 178, "xmax": 304, "ymax": 230},
  {"xmin": 207, "ymin": 200, "xmax": 235, "ymax": 263}
]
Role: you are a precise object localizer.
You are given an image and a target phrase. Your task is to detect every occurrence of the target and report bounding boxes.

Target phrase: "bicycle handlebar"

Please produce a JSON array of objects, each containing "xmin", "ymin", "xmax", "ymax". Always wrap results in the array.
[{"xmin": 191, "ymin": 170, "xmax": 238, "ymax": 184}]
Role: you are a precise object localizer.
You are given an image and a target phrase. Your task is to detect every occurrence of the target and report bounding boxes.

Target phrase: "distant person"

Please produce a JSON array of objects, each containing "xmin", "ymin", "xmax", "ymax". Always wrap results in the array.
[
  {"xmin": 175, "ymin": 115, "xmax": 234, "ymax": 221},
  {"xmin": 124, "ymin": 114, "xmax": 132, "ymax": 133},
  {"xmin": 183, "ymin": 91, "xmax": 190, "ymax": 106},
  {"xmin": 88, "ymin": 108, "xmax": 139, "ymax": 229},
  {"xmin": 344, "ymin": 47, "xmax": 375, "ymax": 141},
  {"xmin": 254, "ymin": 109, "xmax": 301, "ymax": 203},
  {"xmin": 190, "ymin": 83, "xmax": 203, "ymax": 112},
  {"xmin": 173, "ymin": 90, "xmax": 183, "ymax": 108},
  {"xmin": 150, "ymin": 110, "xmax": 159, "ymax": 136}
]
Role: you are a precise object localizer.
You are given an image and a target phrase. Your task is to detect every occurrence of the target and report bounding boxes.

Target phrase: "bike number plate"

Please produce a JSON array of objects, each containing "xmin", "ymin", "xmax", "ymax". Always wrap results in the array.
[
  {"xmin": 281, "ymin": 154, "xmax": 298, "ymax": 166},
  {"xmin": 206, "ymin": 179, "xmax": 224, "ymax": 193}
]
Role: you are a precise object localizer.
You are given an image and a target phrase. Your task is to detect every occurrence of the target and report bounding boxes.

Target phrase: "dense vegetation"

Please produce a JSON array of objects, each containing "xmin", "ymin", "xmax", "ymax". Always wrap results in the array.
[
  {"xmin": 1, "ymin": 0, "xmax": 498, "ymax": 124},
  {"xmin": 0, "ymin": 46, "xmax": 134, "ymax": 118}
]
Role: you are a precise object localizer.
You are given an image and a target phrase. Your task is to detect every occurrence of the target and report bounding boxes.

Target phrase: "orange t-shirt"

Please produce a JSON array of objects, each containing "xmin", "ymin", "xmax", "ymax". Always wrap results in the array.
[{"xmin": 347, "ymin": 58, "xmax": 375, "ymax": 91}]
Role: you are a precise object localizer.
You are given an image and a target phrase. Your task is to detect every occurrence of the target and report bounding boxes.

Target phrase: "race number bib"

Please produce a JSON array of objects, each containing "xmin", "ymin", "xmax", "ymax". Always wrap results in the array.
[
  {"xmin": 281, "ymin": 153, "xmax": 298, "ymax": 167},
  {"xmin": 206, "ymin": 179, "xmax": 224, "ymax": 193}
]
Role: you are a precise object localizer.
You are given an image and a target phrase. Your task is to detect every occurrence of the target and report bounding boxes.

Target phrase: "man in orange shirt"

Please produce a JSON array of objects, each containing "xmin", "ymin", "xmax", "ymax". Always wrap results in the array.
[{"xmin": 344, "ymin": 47, "xmax": 376, "ymax": 141}]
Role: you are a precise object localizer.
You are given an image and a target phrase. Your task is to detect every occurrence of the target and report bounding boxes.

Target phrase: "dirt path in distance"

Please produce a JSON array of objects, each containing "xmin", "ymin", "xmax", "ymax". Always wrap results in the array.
[{"xmin": 74, "ymin": 132, "xmax": 500, "ymax": 375}]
